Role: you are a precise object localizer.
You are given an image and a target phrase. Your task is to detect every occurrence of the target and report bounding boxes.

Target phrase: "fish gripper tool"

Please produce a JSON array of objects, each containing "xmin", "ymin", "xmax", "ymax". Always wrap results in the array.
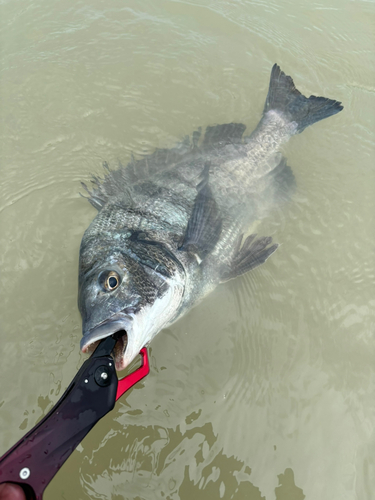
[{"xmin": 0, "ymin": 337, "xmax": 149, "ymax": 499}]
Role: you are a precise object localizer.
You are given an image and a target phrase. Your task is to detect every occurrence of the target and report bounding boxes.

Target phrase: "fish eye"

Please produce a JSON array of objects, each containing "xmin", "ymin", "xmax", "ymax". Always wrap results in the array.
[
  {"xmin": 99, "ymin": 270, "xmax": 121, "ymax": 292},
  {"xmin": 108, "ymin": 276, "xmax": 118, "ymax": 288}
]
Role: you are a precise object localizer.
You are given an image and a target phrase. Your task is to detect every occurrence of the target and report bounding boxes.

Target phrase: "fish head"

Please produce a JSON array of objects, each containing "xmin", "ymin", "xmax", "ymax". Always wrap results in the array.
[{"xmin": 78, "ymin": 237, "xmax": 185, "ymax": 370}]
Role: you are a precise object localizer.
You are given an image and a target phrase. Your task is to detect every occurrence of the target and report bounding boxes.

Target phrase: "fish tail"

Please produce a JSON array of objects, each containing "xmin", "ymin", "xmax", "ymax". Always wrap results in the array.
[{"xmin": 263, "ymin": 64, "xmax": 343, "ymax": 133}]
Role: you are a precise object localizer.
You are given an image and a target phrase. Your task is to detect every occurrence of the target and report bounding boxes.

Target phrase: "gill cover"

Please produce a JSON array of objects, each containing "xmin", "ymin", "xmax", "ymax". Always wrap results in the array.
[{"xmin": 78, "ymin": 231, "xmax": 185, "ymax": 369}]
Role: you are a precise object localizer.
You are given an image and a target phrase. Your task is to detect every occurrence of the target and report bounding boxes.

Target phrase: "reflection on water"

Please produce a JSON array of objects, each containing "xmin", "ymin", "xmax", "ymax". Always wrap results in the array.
[
  {"xmin": 62, "ymin": 419, "xmax": 305, "ymax": 499},
  {"xmin": 1, "ymin": 0, "xmax": 374, "ymax": 499},
  {"xmin": 275, "ymin": 469, "xmax": 304, "ymax": 500}
]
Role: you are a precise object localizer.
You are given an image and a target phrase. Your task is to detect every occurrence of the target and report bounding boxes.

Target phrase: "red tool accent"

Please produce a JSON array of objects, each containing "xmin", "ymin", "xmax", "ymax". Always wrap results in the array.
[{"xmin": 116, "ymin": 347, "xmax": 150, "ymax": 401}]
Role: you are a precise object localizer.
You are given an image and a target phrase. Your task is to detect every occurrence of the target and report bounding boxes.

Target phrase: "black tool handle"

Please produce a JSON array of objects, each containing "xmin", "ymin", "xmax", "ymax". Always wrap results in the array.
[{"xmin": 0, "ymin": 353, "xmax": 117, "ymax": 499}]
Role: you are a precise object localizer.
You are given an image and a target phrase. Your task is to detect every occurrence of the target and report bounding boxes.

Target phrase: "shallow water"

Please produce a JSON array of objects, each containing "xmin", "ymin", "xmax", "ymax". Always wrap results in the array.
[{"xmin": 0, "ymin": 0, "xmax": 374, "ymax": 498}]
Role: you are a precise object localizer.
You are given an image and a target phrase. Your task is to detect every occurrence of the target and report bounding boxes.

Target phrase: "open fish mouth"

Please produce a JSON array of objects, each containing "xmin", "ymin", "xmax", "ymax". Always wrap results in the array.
[{"xmin": 80, "ymin": 314, "xmax": 134, "ymax": 370}]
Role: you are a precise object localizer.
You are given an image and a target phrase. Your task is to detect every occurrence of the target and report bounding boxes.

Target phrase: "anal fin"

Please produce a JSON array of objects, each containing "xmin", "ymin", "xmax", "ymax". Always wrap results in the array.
[
  {"xmin": 179, "ymin": 162, "xmax": 222, "ymax": 259},
  {"xmin": 221, "ymin": 234, "xmax": 278, "ymax": 282}
]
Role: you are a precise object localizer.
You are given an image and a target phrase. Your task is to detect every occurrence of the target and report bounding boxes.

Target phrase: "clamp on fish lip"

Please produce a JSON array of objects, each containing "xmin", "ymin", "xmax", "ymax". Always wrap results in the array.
[
  {"xmin": 92, "ymin": 330, "xmax": 125, "ymax": 358},
  {"xmin": 0, "ymin": 336, "xmax": 150, "ymax": 500}
]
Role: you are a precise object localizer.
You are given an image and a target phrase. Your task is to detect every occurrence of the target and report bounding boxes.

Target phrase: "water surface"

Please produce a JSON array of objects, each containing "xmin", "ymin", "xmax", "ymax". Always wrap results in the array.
[{"xmin": 0, "ymin": 0, "xmax": 374, "ymax": 499}]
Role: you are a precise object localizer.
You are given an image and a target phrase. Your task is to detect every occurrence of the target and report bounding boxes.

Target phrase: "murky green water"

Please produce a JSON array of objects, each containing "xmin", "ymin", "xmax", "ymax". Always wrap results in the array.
[{"xmin": 1, "ymin": 0, "xmax": 374, "ymax": 499}]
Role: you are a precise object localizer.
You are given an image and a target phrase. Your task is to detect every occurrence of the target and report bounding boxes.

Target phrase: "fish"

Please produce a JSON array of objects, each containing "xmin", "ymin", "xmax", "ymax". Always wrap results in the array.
[{"xmin": 78, "ymin": 64, "xmax": 343, "ymax": 370}]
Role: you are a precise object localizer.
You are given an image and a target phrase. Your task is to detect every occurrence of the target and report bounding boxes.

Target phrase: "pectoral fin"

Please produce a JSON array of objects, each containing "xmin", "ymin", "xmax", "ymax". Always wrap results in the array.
[
  {"xmin": 179, "ymin": 163, "xmax": 222, "ymax": 259},
  {"xmin": 220, "ymin": 234, "xmax": 278, "ymax": 282}
]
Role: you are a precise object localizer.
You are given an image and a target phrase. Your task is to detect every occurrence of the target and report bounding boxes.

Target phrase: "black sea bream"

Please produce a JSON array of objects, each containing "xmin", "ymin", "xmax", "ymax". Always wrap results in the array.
[{"xmin": 78, "ymin": 64, "xmax": 343, "ymax": 370}]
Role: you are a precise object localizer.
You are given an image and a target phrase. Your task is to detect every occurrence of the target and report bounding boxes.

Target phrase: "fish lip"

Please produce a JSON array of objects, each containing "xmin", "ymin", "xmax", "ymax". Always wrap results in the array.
[{"xmin": 80, "ymin": 313, "xmax": 134, "ymax": 353}]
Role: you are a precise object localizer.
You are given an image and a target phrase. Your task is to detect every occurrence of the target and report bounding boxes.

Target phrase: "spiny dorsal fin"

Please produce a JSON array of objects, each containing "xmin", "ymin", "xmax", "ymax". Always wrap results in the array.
[
  {"xmin": 220, "ymin": 233, "xmax": 278, "ymax": 282},
  {"xmin": 81, "ymin": 134, "xmax": 201, "ymax": 210},
  {"xmin": 80, "ymin": 164, "xmax": 134, "ymax": 210},
  {"xmin": 81, "ymin": 123, "xmax": 246, "ymax": 211},
  {"xmin": 178, "ymin": 162, "xmax": 222, "ymax": 259}
]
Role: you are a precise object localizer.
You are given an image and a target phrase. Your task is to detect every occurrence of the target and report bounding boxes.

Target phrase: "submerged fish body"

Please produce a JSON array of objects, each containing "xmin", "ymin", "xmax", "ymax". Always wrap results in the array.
[{"xmin": 78, "ymin": 64, "xmax": 343, "ymax": 369}]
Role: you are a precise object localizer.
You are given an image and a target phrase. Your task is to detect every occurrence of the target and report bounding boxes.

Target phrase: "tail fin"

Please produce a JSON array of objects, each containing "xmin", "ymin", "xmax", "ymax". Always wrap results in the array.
[{"xmin": 264, "ymin": 64, "xmax": 343, "ymax": 133}]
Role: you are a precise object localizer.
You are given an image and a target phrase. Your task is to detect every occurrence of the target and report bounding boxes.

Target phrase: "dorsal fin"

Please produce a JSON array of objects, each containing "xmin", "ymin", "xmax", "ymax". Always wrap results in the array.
[
  {"xmin": 80, "ymin": 123, "xmax": 246, "ymax": 210},
  {"xmin": 178, "ymin": 162, "xmax": 222, "ymax": 259},
  {"xmin": 81, "ymin": 134, "xmax": 200, "ymax": 210},
  {"xmin": 202, "ymin": 123, "xmax": 246, "ymax": 151}
]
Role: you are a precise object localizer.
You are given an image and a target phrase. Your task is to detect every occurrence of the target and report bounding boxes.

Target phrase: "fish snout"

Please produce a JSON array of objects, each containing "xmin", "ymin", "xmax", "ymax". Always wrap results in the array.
[{"xmin": 80, "ymin": 313, "xmax": 135, "ymax": 368}]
